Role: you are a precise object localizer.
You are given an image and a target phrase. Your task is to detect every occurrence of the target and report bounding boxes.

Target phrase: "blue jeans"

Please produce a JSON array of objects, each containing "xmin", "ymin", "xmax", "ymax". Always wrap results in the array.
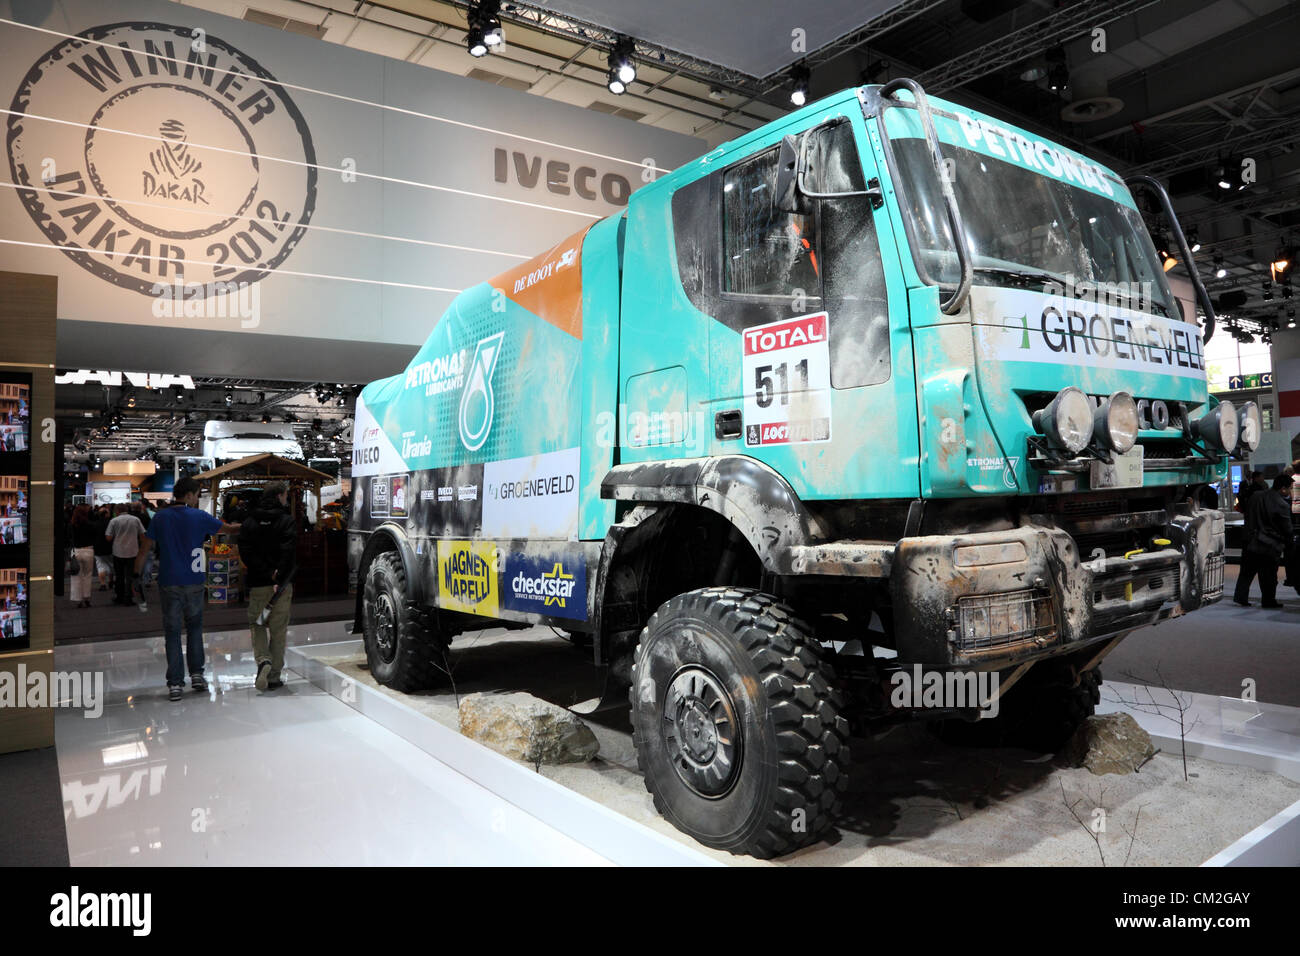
[{"xmin": 161, "ymin": 585, "xmax": 206, "ymax": 686}]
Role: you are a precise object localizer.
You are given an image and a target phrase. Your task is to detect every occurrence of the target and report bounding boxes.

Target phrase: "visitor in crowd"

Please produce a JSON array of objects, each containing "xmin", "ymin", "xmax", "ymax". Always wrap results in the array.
[
  {"xmin": 135, "ymin": 477, "xmax": 240, "ymax": 701},
  {"xmin": 238, "ymin": 481, "xmax": 297, "ymax": 691},
  {"xmin": 91, "ymin": 506, "xmax": 113, "ymax": 591},
  {"xmin": 1234, "ymin": 473, "xmax": 1294, "ymax": 609},
  {"xmin": 1236, "ymin": 471, "xmax": 1266, "ymax": 512},
  {"xmin": 67, "ymin": 504, "xmax": 97, "ymax": 609},
  {"xmin": 105, "ymin": 503, "xmax": 147, "ymax": 608}
]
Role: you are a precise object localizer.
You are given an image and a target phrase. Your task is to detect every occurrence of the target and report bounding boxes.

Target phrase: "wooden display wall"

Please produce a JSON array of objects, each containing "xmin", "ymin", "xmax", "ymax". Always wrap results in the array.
[{"xmin": 0, "ymin": 271, "xmax": 57, "ymax": 754}]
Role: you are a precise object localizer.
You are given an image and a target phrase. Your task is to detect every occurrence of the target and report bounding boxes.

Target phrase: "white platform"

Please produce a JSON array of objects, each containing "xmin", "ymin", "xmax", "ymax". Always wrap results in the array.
[{"xmin": 52, "ymin": 622, "xmax": 712, "ymax": 866}]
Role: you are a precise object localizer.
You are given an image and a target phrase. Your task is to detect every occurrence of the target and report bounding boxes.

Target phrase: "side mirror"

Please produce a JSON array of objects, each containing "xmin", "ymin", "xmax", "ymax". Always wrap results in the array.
[{"xmin": 773, "ymin": 134, "xmax": 801, "ymax": 213}]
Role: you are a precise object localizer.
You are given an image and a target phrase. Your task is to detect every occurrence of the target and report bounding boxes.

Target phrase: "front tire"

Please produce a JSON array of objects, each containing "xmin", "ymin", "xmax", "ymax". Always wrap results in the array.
[
  {"xmin": 629, "ymin": 587, "xmax": 849, "ymax": 858},
  {"xmin": 362, "ymin": 551, "xmax": 446, "ymax": 692}
]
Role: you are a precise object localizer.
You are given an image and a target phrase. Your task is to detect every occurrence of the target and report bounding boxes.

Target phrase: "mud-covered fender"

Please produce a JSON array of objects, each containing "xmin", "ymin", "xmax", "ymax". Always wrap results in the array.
[
  {"xmin": 600, "ymin": 456, "xmax": 822, "ymax": 574},
  {"xmin": 350, "ymin": 524, "xmax": 428, "ymax": 633}
]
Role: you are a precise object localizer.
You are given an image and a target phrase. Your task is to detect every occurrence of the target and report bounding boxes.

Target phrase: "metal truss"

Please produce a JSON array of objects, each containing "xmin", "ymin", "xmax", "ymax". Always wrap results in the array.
[
  {"xmin": 915, "ymin": 0, "xmax": 1157, "ymax": 94},
  {"xmin": 1132, "ymin": 116, "xmax": 1300, "ymax": 178}
]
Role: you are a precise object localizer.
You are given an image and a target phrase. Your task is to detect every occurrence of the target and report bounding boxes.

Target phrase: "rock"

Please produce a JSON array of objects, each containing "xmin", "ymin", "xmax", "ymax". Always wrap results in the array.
[
  {"xmin": 458, "ymin": 692, "xmax": 599, "ymax": 764},
  {"xmin": 1064, "ymin": 713, "xmax": 1155, "ymax": 775}
]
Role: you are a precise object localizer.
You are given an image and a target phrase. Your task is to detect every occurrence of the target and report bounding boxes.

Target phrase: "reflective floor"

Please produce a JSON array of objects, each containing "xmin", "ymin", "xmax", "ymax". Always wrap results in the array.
[{"xmin": 53, "ymin": 624, "xmax": 612, "ymax": 866}]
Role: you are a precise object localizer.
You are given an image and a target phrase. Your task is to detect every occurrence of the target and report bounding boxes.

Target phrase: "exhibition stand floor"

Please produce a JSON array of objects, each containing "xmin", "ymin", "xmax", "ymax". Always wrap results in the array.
[{"xmin": 41, "ymin": 564, "xmax": 1300, "ymax": 867}]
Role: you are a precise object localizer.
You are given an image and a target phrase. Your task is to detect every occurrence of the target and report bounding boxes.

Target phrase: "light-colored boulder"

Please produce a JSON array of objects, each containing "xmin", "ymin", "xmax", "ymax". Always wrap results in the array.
[
  {"xmin": 458, "ymin": 691, "xmax": 599, "ymax": 764},
  {"xmin": 1064, "ymin": 712, "xmax": 1155, "ymax": 775}
]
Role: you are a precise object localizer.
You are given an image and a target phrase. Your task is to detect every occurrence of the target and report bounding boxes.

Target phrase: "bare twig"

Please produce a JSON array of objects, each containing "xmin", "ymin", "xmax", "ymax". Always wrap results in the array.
[{"xmin": 1059, "ymin": 779, "xmax": 1107, "ymax": 866}]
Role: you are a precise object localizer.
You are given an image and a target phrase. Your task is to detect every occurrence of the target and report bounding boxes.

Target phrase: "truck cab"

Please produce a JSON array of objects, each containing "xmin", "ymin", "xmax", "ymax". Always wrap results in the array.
[{"xmin": 347, "ymin": 80, "xmax": 1260, "ymax": 859}]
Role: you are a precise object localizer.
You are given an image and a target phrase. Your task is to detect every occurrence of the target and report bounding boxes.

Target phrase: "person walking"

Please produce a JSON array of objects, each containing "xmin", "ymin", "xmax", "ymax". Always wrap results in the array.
[
  {"xmin": 67, "ymin": 504, "xmax": 97, "ymax": 608},
  {"xmin": 105, "ymin": 503, "xmax": 147, "ymax": 608},
  {"xmin": 135, "ymin": 477, "xmax": 240, "ymax": 701},
  {"xmin": 238, "ymin": 483, "xmax": 298, "ymax": 691},
  {"xmin": 91, "ymin": 506, "xmax": 113, "ymax": 592},
  {"xmin": 1234, "ymin": 473, "xmax": 1295, "ymax": 609}
]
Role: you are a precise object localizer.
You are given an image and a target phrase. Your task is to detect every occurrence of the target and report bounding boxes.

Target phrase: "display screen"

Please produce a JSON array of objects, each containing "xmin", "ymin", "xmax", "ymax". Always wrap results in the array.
[
  {"xmin": 0, "ymin": 566, "xmax": 28, "ymax": 650},
  {"xmin": 0, "ymin": 375, "xmax": 31, "ymax": 454},
  {"xmin": 0, "ymin": 474, "xmax": 27, "ymax": 545},
  {"xmin": 1231, "ymin": 464, "xmax": 1243, "ymax": 493}
]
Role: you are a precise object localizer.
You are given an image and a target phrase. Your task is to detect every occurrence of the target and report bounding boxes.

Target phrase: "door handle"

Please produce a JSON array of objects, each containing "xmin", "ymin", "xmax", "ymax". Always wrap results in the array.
[{"xmin": 714, "ymin": 409, "xmax": 742, "ymax": 440}]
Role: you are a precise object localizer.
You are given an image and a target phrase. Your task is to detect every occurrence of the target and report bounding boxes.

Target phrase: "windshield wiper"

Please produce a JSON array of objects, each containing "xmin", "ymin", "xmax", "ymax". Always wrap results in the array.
[{"xmin": 972, "ymin": 267, "xmax": 1068, "ymax": 289}]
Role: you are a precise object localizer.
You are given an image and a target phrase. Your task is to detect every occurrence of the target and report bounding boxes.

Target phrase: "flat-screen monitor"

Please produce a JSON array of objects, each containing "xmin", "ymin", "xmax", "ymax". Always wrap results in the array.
[
  {"xmin": 0, "ymin": 566, "xmax": 28, "ymax": 650},
  {"xmin": 0, "ymin": 374, "xmax": 31, "ymax": 454},
  {"xmin": 0, "ymin": 474, "xmax": 27, "ymax": 545},
  {"xmin": 1230, "ymin": 464, "xmax": 1244, "ymax": 493}
]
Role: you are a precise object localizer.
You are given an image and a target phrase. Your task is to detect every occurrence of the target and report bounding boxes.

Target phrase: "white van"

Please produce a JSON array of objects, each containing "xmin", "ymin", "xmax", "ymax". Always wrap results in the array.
[{"xmin": 201, "ymin": 421, "xmax": 304, "ymax": 465}]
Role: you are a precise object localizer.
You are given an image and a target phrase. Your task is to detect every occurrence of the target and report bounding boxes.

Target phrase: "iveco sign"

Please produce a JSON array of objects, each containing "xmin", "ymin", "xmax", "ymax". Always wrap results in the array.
[{"xmin": 493, "ymin": 148, "xmax": 632, "ymax": 206}]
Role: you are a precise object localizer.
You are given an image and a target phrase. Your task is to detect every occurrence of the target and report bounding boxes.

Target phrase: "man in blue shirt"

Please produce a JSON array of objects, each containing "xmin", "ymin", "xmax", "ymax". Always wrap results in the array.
[{"xmin": 135, "ymin": 477, "xmax": 240, "ymax": 701}]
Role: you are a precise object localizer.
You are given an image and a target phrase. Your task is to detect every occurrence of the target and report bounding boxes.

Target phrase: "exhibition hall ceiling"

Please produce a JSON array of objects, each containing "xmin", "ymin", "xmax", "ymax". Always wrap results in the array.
[{"xmin": 166, "ymin": 0, "xmax": 1298, "ymax": 328}]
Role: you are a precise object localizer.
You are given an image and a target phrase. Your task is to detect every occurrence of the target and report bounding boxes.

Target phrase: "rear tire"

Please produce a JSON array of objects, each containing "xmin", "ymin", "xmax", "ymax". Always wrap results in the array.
[
  {"xmin": 629, "ymin": 587, "xmax": 849, "ymax": 858},
  {"xmin": 362, "ymin": 551, "xmax": 446, "ymax": 692}
]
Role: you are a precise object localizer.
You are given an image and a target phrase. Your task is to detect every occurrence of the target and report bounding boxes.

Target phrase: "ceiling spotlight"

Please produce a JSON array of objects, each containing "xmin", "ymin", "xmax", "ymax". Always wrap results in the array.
[
  {"xmin": 1020, "ymin": 63, "xmax": 1047, "ymax": 83},
  {"xmin": 261, "ymin": 412, "xmax": 271, "ymax": 424},
  {"xmin": 790, "ymin": 63, "xmax": 810, "ymax": 107},
  {"xmin": 125, "ymin": 391, "xmax": 136, "ymax": 408},
  {"xmin": 1213, "ymin": 253, "xmax": 1226, "ymax": 279},
  {"xmin": 609, "ymin": 35, "xmax": 636, "ymax": 85},
  {"xmin": 224, "ymin": 389, "xmax": 234, "ymax": 407},
  {"xmin": 1214, "ymin": 157, "xmax": 1236, "ymax": 190},
  {"xmin": 1187, "ymin": 228, "xmax": 1201, "ymax": 253},
  {"xmin": 1270, "ymin": 244, "xmax": 1297, "ymax": 282},
  {"xmin": 467, "ymin": 1, "xmax": 502, "ymax": 57}
]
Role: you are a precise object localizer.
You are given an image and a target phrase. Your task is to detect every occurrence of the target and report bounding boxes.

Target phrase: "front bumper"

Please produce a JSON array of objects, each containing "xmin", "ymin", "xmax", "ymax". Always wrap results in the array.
[{"xmin": 887, "ymin": 508, "xmax": 1224, "ymax": 669}]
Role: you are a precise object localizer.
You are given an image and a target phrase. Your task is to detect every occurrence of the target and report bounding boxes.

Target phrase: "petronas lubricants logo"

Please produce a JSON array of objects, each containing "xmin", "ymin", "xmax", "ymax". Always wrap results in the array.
[{"xmin": 458, "ymin": 332, "xmax": 505, "ymax": 451}]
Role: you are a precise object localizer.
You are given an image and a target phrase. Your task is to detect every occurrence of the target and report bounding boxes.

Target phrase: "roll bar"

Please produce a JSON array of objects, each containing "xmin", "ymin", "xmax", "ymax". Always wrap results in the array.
[
  {"xmin": 878, "ymin": 77, "xmax": 974, "ymax": 315},
  {"xmin": 1126, "ymin": 175, "xmax": 1217, "ymax": 343}
]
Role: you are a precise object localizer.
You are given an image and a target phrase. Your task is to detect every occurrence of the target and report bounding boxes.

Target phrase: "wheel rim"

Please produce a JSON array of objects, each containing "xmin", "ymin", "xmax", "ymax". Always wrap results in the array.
[
  {"xmin": 661, "ymin": 664, "xmax": 742, "ymax": 798},
  {"xmin": 372, "ymin": 592, "xmax": 397, "ymax": 663}
]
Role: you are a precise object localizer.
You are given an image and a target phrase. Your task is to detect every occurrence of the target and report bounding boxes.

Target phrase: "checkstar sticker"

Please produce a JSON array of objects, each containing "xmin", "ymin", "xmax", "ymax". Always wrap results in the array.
[{"xmin": 541, "ymin": 562, "xmax": 574, "ymax": 607}]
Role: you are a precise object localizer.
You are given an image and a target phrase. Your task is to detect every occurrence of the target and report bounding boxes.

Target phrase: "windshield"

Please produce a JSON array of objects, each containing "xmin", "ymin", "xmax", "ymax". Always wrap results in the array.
[{"xmin": 890, "ymin": 137, "xmax": 1178, "ymax": 318}]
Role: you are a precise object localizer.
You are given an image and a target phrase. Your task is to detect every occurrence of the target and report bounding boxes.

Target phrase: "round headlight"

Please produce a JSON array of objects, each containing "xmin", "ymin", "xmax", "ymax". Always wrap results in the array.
[
  {"xmin": 1236, "ymin": 402, "xmax": 1261, "ymax": 453},
  {"xmin": 1094, "ymin": 391, "xmax": 1139, "ymax": 454},
  {"xmin": 1195, "ymin": 400, "xmax": 1237, "ymax": 452},
  {"xmin": 1033, "ymin": 386, "xmax": 1093, "ymax": 455}
]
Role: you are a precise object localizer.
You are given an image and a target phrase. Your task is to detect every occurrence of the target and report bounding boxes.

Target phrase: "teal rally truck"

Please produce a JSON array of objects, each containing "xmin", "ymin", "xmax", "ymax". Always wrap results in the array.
[{"xmin": 348, "ymin": 79, "xmax": 1262, "ymax": 858}]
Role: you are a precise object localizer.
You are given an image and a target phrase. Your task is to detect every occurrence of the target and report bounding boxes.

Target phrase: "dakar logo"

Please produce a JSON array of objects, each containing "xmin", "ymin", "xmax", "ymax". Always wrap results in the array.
[
  {"xmin": 7, "ymin": 21, "xmax": 317, "ymax": 297},
  {"xmin": 142, "ymin": 119, "xmax": 207, "ymax": 204}
]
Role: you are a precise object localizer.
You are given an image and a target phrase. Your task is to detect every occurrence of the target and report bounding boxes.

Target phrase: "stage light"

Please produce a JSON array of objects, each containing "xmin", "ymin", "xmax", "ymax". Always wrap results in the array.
[{"xmin": 790, "ymin": 63, "xmax": 810, "ymax": 107}]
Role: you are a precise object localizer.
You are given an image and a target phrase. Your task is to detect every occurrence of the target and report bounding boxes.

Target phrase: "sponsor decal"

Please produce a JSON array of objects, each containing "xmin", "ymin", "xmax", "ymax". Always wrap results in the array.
[
  {"xmin": 482, "ymin": 447, "xmax": 581, "ymax": 538},
  {"xmin": 458, "ymin": 331, "xmax": 505, "ymax": 452},
  {"xmin": 8, "ymin": 21, "xmax": 316, "ymax": 296},
  {"xmin": 389, "ymin": 475, "xmax": 407, "ymax": 518},
  {"xmin": 493, "ymin": 147, "xmax": 630, "ymax": 206},
  {"xmin": 437, "ymin": 540, "xmax": 498, "ymax": 617},
  {"xmin": 369, "ymin": 476, "xmax": 389, "ymax": 517},
  {"xmin": 966, "ymin": 455, "xmax": 1021, "ymax": 490},
  {"xmin": 350, "ymin": 395, "xmax": 408, "ymax": 477},
  {"xmin": 403, "ymin": 349, "xmax": 466, "ymax": 397},
  {"xmin": 975, "ymin": 287, "xmax": 1206, "ymax": 379},
  {"xmin": 502, "ymin": 551, "xmax": 587, "ymax": 621},
  {"xmin": 953, "ymin": 113, "xmax": 1115, "ymax": 198},
  {"xmin": 742, "ymin": 312, "xmax": 833, "ymax": 446}
]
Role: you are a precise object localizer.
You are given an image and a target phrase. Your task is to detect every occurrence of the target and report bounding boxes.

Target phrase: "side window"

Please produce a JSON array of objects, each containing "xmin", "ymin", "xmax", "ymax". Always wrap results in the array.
[
  {"xmin": 809, "ymin": 122, "xmax": 891, "ymax": 389},
  {"xmin": 722, "ymin": 150, "xmax": 821, "ymax": 299}
]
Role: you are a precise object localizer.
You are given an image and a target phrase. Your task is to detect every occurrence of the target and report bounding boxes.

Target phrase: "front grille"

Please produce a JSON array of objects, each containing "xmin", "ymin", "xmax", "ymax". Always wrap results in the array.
[
  {"xmin": 1204, "ymin": 552, "xmax": 1225, "ymax": 600},
  {"xmin": 1094, "ymin": 572, "xmax": 1179, "ymax": 605},
  {"xmin": 952, "ymin": 589, "xmax": 1057, "ymax": 652}
]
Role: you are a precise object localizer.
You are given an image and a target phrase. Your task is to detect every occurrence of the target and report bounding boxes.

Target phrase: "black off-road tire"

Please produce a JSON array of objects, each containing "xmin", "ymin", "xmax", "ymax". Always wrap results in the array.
[
  {"xmin": 629, "ymin": 587, "xmax": 850, "ymax": 858},
  {"xmin": 362, "ymin": 551, "xmax": 447, "ymax": 692},
  {"xmin": 930, "ymin": 662, "xmax": 1102, "ymax": 752}
]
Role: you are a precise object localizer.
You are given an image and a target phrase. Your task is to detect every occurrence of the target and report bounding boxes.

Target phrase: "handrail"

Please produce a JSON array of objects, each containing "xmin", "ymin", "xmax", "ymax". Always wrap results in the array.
[
  {"xmin": 879, "ymin": 77, "xmax": 974, "ymax": 315},
  {"xmin": 1125, "ymin": 174, "xmax": 1217, "ymax": 343}
]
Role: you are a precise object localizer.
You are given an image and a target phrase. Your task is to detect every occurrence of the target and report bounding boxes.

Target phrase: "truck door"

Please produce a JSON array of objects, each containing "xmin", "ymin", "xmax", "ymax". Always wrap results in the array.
[{"xmin": 699, "ymin": 115, "xmax": 919, "ymax": 502}]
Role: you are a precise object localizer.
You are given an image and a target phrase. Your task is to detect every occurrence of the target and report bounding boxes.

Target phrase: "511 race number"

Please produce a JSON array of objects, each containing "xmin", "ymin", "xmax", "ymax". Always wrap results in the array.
[{"xmin": 741, "ymin": 313, "xmax": 832, "ymax": 447}]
